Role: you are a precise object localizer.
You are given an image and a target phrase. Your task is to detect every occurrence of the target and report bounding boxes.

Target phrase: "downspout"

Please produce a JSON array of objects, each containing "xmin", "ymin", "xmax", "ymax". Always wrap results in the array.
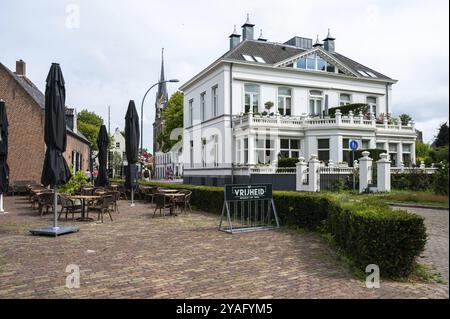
[{"xmin": 230, "ymin": 63, "xmax": 234, "ymax": 184}]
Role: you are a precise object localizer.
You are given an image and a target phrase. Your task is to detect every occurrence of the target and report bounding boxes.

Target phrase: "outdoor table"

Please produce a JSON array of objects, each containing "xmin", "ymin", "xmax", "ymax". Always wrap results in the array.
[
  {"xmin": 68, "ymin": 195, "xmax": 101, "ymax": 222},
  {"xmin": 109, "ymin": 185, "xmax": 119, "ymax": 190},
  {"xmin": 158, "ymin": 189, "xmax": 179, "ymax": 194}
]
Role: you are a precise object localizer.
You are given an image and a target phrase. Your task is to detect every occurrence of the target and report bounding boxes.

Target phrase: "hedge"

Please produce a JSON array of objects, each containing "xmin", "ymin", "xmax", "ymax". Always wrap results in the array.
[
  {"xmin": 328, "ymin": 103, "xmax": 369, "ymax": 117},
  {"xmin": 327, "ymin": 202, "xmax": 427, "ymax": 278},
  {"xmin": 114, "ymin": 179, "xmax": 427, "ymax": 278}
]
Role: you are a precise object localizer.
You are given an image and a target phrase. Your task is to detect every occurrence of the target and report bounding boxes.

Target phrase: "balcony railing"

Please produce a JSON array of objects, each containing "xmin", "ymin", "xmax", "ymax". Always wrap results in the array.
[{"xmin": 233, "ymin": 110, "xmax": 415, "ymax": 132}]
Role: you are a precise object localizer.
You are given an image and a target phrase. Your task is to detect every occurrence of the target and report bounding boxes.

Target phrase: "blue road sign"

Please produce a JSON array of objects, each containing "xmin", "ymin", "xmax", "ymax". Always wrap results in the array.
[{"xmin": 350, "ymin": 140, "xmax": 359, "ymax": 151}]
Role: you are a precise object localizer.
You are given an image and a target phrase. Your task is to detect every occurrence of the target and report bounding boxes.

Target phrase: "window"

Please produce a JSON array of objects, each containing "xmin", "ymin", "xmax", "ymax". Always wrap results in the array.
[
  {"xmin": 367, "ymin": 96, "xmax": 377, "ymax": 115},
  {"xmin": 342, "ymin": 138, "xmax": 352, "ymax": 165},
  {"xmin": 253, "ymin": 56, "xmax": 266, "ymax": 63},
  {"xmin": 244, "ymin": 84, "xmax": 259, "ymax": 113},
  {"xmin": 212, "ymin": 86, "xmax": 218, "ymax": 117},
  {"xmin": 255, "ymin": 135, "xmax": 275, "ymax": 164},
  {"xmin": 318, "ymin": 138, "xmax": 330, "ymax": 163},
  {"xmin": 309, "ymin": 90, "xmax": 323, "ymax": 116},
  {"xmin": 200, "ymin": 92, "xmax": 206, "ymax": 121},
  {"xmin": 242, "ymin": 54, "xmax": 255, "ymax": 62},
  {"xmin": 277, "ymin": 87, "xmax": 292, "ymax": 116},
  {"xmin": 213, "ymin": 135, "xmax": 219, "ymax": 167},
  {"xmin": 190, "ymin": 140, "xmax": 194, "ymax": 168},
  {"xmin": 402, "ymin": 144, "xmax": 412, "ymax": 166},
  {"xmin": 116, "ymin": 142, "xmax": 120, "ymax": 148},
  {"xmin": 376, "ymin": 142, "xmax": 386, "ymax": 150},
  {"xmin": 366, "ymin": 71, "xmax": 377, "ymax": 78},
  {"xmin": 362, "ymin": 139, "xmax": 370, "ymax": 149},
  {"xmin": 280, "ymin": 138, "xmax": 300, "ymax": 158},
  {"xmin": 339, "ymin": 93, "xmax": 351, "ymax": 106},
  {"xmin": 296, "ymin": 53, "xmax": 335, "ymax": 73},
  {"xmin": 201, "ymin": 138, "xmax": 206, "ymax": 167},
  {"xmin": 236, "ymin": 140, "xmax": 241, "ymax": 164},
  {"xmin": 244, "ymin": 138, "xmax": 249, "ymax": 164},
  {"xmin": 188, "ymin": 99, "xmax": 193, "ymax": 126},
  {"xmin": 389, "ymin": 143, "xmax": 398, "ymax": 167}
]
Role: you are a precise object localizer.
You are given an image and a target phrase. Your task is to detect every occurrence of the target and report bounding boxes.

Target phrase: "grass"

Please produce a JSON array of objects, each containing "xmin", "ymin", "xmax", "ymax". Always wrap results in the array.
[{"xmin": 323, "ymin": 190, "xmax": 449, "ymax": 209}]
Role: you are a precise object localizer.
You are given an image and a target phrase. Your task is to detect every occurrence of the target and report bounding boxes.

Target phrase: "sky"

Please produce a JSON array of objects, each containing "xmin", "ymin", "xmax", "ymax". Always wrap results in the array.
[{"xmin": 0, "ymin": 0, "xmax": 448, "ymax": 148}]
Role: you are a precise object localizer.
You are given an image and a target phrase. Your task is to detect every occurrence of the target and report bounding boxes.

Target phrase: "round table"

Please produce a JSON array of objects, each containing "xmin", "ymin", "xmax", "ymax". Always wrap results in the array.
[{"xmin": 68, "ymin": 195, "xmax": 101, "ymax": 222}]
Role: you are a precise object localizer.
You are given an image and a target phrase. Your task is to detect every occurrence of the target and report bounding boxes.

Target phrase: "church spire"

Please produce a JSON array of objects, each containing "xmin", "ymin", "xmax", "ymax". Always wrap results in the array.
[{"xmin": 156, "ymin": 48, "xmax": 168, "ymax": 104}]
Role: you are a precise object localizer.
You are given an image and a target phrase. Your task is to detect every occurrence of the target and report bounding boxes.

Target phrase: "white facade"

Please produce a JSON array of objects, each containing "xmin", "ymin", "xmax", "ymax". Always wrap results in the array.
[
  {"xmin": 154, "ymin": 149, "xmax": 183, "ymax": 179},
  {"xmin": 111, "ymin": 127, "xmax": 126, "ymax": 177},
  {"xmin": 181, "ymin": 36, "xmax": 417, "ymax": 185}
]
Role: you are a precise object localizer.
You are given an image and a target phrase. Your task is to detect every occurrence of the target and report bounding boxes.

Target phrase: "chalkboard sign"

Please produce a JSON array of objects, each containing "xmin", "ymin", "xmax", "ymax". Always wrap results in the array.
[{"xmin": 225, "ymin": 184, "xmax": 272, "ymax": 201}]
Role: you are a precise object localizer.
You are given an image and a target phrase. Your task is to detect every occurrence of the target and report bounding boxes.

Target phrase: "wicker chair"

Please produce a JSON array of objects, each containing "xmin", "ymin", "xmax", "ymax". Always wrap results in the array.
[
  {"xmin": 58, "ymin": 195, "xmax": 82, "ymax": 221},
  {"xmin": 89, "ymin": 195, "xmax": 114, "ymax": 223},
  {"xmin": 152, "ymin": 193, "xmax": 173, "ymax": 217},
  {"xmin": 37, "ymin": 192, "xmax": 54, "ymax": 216},
  {"xmin": 173, "ymin": 190, "xmax": 192, "ymax": 214}
]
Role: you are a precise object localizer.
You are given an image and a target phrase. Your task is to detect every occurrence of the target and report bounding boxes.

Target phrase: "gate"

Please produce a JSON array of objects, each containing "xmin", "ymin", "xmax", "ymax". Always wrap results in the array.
[
  {"xmin": 219, "ymin": 184, "xmax": 280, "ymax": 234},
  {"xmin": 319, "ymin": 167, "xmax": 354, "ymax": 190}
]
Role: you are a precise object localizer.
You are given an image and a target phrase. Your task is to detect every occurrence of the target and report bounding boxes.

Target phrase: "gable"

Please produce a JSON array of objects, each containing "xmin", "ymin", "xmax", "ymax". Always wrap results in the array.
[{"xmin": 275, "ymin": 47, "xmax": 357, "ymax": 77}]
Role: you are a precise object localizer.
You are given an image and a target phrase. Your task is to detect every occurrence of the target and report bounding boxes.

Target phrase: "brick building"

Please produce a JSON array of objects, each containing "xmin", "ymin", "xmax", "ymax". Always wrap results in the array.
[{"xmin": 0, "ymin": 60, "xmax": 91, "ymax": 184}]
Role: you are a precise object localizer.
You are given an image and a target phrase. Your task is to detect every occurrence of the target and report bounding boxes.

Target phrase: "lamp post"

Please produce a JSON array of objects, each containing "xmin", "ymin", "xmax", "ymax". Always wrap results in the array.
[{"xmin": 140, "ymin": 79, "xmax": 179, "ymax": 176}]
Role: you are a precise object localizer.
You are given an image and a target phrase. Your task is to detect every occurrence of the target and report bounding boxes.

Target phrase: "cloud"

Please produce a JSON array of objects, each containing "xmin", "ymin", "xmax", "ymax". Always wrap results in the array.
[{"xmin": 0, "ymin": 0, "xmax": 448, "ymax": 146}]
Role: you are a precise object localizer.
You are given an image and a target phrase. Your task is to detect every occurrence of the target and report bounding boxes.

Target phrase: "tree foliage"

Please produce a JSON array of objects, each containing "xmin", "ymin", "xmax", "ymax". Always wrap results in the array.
[
  {"xmin": 433, "ymin": 122, "xmax": 449, "ymax": 148},
  {"xmin": 399, "ymin": 114, "xmax": 412, "ymax": 126},
  {"xmin": 157, "ymin": 91, "xmax": 184, "ymax": 153},
  {"xmin": 77, "ymin": 110, "xmax": 104, "ymax": 151}
]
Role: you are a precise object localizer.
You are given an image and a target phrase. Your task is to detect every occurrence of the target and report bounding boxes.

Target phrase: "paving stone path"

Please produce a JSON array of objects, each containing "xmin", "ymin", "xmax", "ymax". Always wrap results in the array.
[{"xmin": 0, "ymin": 196, "xmax": 447, "ymax": 299}]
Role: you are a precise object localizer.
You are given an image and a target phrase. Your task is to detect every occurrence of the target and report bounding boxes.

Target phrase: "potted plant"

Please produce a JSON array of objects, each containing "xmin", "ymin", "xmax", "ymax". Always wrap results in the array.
[{"xmin": 263, "ymin": 101, "xmax": 274, "ymax": 116}]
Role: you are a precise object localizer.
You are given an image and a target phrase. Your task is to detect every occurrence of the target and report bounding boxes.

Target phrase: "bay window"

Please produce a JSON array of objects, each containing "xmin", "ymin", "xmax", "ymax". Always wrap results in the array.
[
  {"xmin": 402, "ymin": 144, "xmax": 412, "ymax": 166},
  {"xmin": 280, "ymin": 138, "xmax": 300, "ymax": 158},
  {"xmin": 367, "ymin": 96, "xmax": 377, "ymax": 115},
  {"xmin": 255, "ymin": 135, "xmax": 275, "ymax": 164},
  {"xmin": 389, "ymin": 143, "xmax": 397, "ymax": 167}
]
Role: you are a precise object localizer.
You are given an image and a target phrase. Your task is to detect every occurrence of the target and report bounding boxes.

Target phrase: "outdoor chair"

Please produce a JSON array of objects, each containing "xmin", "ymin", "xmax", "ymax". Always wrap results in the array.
[
  {"xmin": 96, "ymin": 195, "xmax": 114, "ymax": 223},
  {"xmin": 144, "ymin": 187, "xmax": 157, "ymax": 204},
  {"xmin": 58, "ymin": 195, "xmax": 82, "ymax": 221},
  {"xmin": 106, "ymin": 191, "xmax": 120, "ymax": 214},
  {"xmin": 152, "ymin": 193, "xmax": 173, "ymax": 217},
  {"xmin": 37, "ymin": 192, "xmax": 54, "ymax": 216},
  {"xmin": 118, "ymin": 184, "xmax": 128, "ymax": 200},
  {"xmin": 173, "ymin": 190, "xmax": 192, "ymax": 214}
]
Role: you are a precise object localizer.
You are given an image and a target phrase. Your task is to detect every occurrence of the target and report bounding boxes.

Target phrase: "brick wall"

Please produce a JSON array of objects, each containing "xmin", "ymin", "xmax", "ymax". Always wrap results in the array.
[
  {"xmin": 0, "ymin": 66, "xmax": 46, "ymax": 184},
  {"xmin": 65, "ymin": 133, "xmax": 91, "ymax": 172}
]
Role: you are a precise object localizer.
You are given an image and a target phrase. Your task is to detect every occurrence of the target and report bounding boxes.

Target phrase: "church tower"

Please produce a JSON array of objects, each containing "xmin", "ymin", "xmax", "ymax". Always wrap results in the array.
[{"xmin": 153, "ymin": 48, "xmax": 169, "ymax": 156}]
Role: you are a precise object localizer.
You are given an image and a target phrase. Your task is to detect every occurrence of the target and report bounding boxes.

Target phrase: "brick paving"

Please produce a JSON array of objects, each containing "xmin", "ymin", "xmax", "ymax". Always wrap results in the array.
[
  {"xmin": 0, "ymin": 196, "xmax": 448, "ymax": 299},
  {"xmin": 392, "ymin": 206, "xmax": 449, "ymax": 281}
]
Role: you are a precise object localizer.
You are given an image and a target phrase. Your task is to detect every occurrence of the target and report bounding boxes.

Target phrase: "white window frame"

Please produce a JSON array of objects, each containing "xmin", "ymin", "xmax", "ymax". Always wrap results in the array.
[
  {"xmin": 201, "ymin": 138, "xmax": 206, "ymax": 167},
  {"xmin": 213, "ymin": 135, "xmax": 219, "ymax": 167},
  {"xmin": 212, "ymin": 86, "xmax": 218, "ymax": 117},
  {"xmin": 367, "ymin": 96, "xmax": 377, "ymax": 115},
  {"xmin": 317, "ymin": 138, "xmax": 330, "ymax": 163},
  {"xmin": 277, "ymin": 87, "xmax": 292, "ymax": 116},
  {"xmin": 189, "ymin": 140, "xmax": 194, "ymax": 168},
  {"xmin": 200, "ymin": 92, "xmax": 206, "ymax": 121},
  {"xmin": 255, "ymin": 135, "xmax": 275, "ymax": 164},
  {"xmin": 339, "ymin": 93, "xmax": 352, "ymax": 106},
  {"xmin": 309, "ymin": 90, "xmax": 323, "ymax": 116},
  {"xmin": 188, "ymin": 99, "xmax": 193, "ymax": 126},
  {"xmin": 280, "ymin": 138, "xmax": 300, "ymax": 158},
  {"xmin": 244, "ymin": 84, "xmax": 260, "ymax": 113}
]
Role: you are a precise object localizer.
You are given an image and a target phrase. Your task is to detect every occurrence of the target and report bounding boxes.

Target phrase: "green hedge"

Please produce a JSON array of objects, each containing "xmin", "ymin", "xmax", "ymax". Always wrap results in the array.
[
  {"xmin": 277, "ymin": 157, "xmax": 299, "ymax": 168},
  {"xmin": 114, "ymin": 179, "xmax": 427, "ymax": 278},
  {"xmin": 328, "ymin": 202, "xmax": 427, "ymax": 278},
  {"xmin": 328, "ymin": 103, "xmax": 369, "ymax": 117}
]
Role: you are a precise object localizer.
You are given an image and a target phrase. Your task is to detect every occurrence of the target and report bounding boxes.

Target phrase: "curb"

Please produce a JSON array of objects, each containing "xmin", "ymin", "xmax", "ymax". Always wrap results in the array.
[{"xmin": 388, "ymin": 202, "xmax": 449, "ymax": 211}]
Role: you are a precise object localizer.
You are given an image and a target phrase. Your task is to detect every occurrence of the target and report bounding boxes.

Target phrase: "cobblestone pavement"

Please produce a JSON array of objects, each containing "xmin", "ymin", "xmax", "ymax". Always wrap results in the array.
[
  {"xmin": 0, "ymin": 196, "xmax": 447, "ymax": 299},
  {"xmin": 392, "ymin": 206, "xmax": 449, "ymax": 282}
]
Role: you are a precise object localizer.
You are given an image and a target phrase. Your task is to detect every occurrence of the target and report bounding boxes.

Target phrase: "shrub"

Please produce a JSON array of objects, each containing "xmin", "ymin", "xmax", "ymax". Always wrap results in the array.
[
  {"xmin": 328, "ymin": 103, "xmax": 369, "ymax": 117},
  {"xmin": 391, "ymin": 171, "xmax": 433, "ymax": 191},
  {"xmin": 432, "ymin": 161, "xmax": 449, "ymax": 195},
  {"xmin": 327, "ymin": 202, "xmax": 427, "ymax": 278},
  {"xmin": 58, "ymin": 170, "xmax": 89, "ymax": 195},
  {"xmin": 277, "ymin": 157, "xmax": 299, "ymax": 168}
]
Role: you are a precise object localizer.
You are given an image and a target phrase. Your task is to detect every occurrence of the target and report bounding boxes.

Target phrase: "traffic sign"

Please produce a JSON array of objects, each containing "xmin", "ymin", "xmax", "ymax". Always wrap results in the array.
[{"xmin": 350, "ymin": 140, "xmax": 359, "ymax": 151}]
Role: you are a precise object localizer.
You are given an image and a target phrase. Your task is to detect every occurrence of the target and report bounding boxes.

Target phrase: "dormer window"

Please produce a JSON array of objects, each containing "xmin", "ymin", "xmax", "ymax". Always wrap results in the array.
[{"xmin": 295, "ymin": 53, "xmax": 336, "ymax": 73}]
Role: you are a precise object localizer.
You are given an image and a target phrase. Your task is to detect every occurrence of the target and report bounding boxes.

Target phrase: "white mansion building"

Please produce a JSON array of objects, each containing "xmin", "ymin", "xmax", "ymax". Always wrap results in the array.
[{"xmin": 180, "ymin": 16, "xmax": 417, "ymax": 186}]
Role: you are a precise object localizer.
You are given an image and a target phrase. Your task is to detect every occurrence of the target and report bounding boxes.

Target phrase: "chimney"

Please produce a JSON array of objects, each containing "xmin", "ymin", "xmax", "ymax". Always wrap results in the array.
[
  {"xmin": 323, "ymin": 29, "xmax": 336, "ymax": 53},
  {"xmin": 16, "ymin": 59, "xmax": 26, "ymax": 76},
  {"xmin": 65, "ymin": 108, "xmax": 75, "ymax": 132},
  {"xmin": 229, "ymin": 25, "xmax": 241, "ymax": 49},
  {"xmin": 241, "ymin": 14, "xmax": 255, "ymax": 41}
]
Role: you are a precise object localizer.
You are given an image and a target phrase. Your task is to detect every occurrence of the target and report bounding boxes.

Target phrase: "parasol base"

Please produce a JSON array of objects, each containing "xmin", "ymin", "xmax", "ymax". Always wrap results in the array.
[{"xmin": 30, "ymin": 226, "xmax": 79, "ymax": 237}]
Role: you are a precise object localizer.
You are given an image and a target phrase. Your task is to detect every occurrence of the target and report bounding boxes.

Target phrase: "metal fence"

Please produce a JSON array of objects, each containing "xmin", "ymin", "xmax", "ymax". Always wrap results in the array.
[{"xmin": 319, "ymin": 167, "xmax": 355, "ymax": 190}]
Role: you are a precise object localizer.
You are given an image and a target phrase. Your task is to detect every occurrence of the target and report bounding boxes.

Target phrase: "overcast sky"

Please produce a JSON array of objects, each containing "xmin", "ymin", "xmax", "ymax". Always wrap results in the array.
[{"xmin": 1, "ymin": 0, "xmax": 448, "ymax": 147}]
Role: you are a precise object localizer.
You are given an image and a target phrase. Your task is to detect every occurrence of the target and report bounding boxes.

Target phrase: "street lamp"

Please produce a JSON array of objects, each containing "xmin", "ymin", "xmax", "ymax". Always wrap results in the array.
[{"xmin": 140, "ymin": 79, "xmax": 179, "ymax": 175}]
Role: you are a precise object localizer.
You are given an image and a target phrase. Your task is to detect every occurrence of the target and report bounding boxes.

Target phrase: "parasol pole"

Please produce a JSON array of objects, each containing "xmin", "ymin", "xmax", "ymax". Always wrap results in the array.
[{"xmin": 53, "ymin": 187, "xmax": 59, "ymax": 229}]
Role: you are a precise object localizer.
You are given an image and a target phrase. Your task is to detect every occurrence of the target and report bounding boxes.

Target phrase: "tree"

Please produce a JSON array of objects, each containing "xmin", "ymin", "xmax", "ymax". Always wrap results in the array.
[
  {"xmin": 111, "ymin": 151, "xmax": 123, "ymax": 178},
  {"xmin": 399, "ymin": 114, "xmax": 412, "ymax": 126},
  {"xmin": 433, "ymin": 122, "xmax": 449, "ymax": 148},
  {"xmin": 157, "ymin": 91, "xmax": 184, "ymax": 153},
  {"xmin": 77, "ymin": 110, "xmax": 104, "ymax": 151}
]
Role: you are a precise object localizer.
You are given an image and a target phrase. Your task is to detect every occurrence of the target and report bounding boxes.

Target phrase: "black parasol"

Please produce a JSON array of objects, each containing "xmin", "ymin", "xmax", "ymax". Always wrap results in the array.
[
  {"xmin": 95, "ymin": 124, "xmax": 109, "ymax": 187},
  {"xmin": 124, "ymin": 100, "xmax": 139, "ymax": 205}
]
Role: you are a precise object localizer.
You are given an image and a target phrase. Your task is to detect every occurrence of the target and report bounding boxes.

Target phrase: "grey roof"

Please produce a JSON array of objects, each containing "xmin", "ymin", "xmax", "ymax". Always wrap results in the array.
[
  {"xmin": 0, "ymin": 62, "xmax": 90, "ymax": 144},
  {"xmin": 220, "ymin": 40, "xmax": 392, "ymax": 80}
]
